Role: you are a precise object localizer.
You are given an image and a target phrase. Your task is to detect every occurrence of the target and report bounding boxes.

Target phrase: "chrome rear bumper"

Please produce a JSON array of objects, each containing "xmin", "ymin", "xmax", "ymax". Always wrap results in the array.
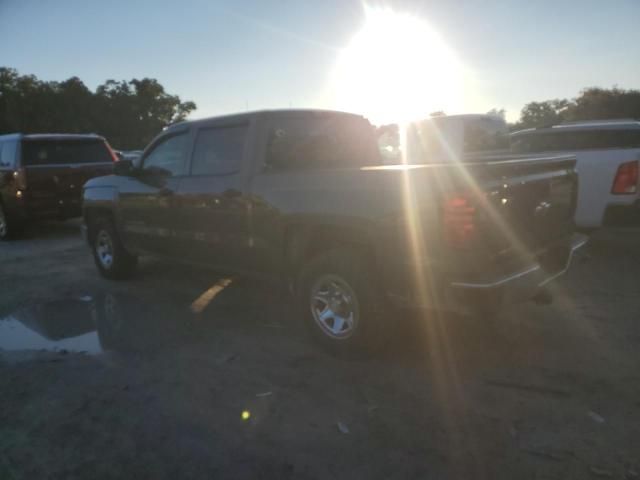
[{"xmin": 450, "ymin": 233, "xmax": 588, "ymax": 305}]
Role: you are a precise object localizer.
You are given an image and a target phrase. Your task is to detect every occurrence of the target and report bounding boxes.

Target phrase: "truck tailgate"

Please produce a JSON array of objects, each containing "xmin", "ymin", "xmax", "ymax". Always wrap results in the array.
[
  {"xmin": 435, "ymin": 154, "xmax": 578, "ymax": 279},
  {"xmin": 362, "ymin": 154, "xmax": 580, "ymax": 309},
  {"xmin": 473, "ymin": 155, "xmax": 576, "ymax": 253}
]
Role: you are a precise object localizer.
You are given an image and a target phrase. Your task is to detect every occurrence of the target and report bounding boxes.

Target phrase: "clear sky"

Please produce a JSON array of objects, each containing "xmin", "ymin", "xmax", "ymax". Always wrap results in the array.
[{"xmin": 1, "ymin": 0, "xmax": 639, "ymax": 124}]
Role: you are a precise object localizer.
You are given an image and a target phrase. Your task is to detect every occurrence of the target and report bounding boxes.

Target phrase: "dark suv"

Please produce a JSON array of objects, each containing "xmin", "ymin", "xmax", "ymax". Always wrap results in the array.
[{"xmin": 0, "ymin": 133, "xmax": 116, "ymax": 239}]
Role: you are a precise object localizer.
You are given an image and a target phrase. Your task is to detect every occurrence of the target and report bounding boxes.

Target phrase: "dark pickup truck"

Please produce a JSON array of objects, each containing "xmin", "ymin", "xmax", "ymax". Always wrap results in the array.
[
  {"xmin": 82, "ymin": 109, "xmax": 586, "ymax": 352},
  {"xmin": 0, "ymin": 133, "xmax": 116, "ymax": 239}
]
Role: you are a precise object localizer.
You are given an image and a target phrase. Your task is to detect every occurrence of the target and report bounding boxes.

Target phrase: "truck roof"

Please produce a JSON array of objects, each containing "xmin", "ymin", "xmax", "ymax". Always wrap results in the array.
[
  {"xmin": 167, "ymin": 109, "xmax": 368, "ymax": 131},
  {"xmin": 512, "ymin": 119, "xmax": 640, "ymax": 136},
  {"xmin": 0, "ymin": 133, "xmax": 105, "ymax": 141}
]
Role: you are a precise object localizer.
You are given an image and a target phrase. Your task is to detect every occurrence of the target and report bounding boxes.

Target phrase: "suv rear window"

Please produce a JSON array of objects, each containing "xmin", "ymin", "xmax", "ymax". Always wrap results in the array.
[
  {"xmin": 511, "ymin": 129, "xmax": 640, "ymax": 153},
  {"xmin": 0, "ymin": 139, "xmax": 18, "ymax": 168},
  {"xmin": 21, "ymin": 139, "xmax": 113, "ymax": 166}
]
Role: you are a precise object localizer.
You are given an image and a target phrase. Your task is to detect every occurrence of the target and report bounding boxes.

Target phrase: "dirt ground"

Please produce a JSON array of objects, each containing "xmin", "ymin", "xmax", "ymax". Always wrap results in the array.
[{"xmin": 0, "ymin": 221, "xmax": 639, "ymax": 480}]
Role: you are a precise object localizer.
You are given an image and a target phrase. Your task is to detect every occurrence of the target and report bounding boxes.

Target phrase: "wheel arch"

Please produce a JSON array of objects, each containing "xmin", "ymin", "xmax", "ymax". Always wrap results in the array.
[{"xmin": 284, "ymin": 221, "xmax": 378, "ymax": 281}]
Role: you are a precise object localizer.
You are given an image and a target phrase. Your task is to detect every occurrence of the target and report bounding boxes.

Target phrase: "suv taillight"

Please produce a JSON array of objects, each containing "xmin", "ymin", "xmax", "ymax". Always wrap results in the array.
[
  {"xmin": 443, "ymin": 194, "xmax": 476, "ymax": 248},
  {"xmin": 13, "ymin": 168, "xmax": 27, "ymax": 190},
  {"xmin": 611, "ymin": 160, "xmax": 638, "ymax": 194},
  {"xmin": 106, "ymin": 143, "xmax": 119, "ymax": 162}
]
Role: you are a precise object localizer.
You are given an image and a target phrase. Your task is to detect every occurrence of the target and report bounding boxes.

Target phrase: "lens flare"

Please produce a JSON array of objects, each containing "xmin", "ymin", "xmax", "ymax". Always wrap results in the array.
[{"xmin": 331, "ymin": 6, "xmax": 465, "ymax": 125}]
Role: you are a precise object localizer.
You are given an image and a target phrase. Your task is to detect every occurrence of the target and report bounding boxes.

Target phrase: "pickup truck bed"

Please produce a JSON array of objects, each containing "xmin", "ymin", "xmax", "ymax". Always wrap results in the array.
[{"xmin": 251, "ymin": 154, "xmax": 583, "ymax": 312}]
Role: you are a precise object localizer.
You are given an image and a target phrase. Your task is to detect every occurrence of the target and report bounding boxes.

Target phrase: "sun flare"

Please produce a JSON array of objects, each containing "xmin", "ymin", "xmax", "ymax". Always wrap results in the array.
[{"xmin": 331, "ymin": 7, "xmax": 465, "ymax": 125}]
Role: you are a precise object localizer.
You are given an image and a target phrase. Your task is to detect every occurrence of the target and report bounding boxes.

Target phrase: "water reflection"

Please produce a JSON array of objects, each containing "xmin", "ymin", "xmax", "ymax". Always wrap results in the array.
[
  {"xmin": 0, "ymin": 299, "xmax": 101, "ymax": 354},
  {"xmin": 0, "ymin": 293, "xmax": 199, "ymax": 355}
]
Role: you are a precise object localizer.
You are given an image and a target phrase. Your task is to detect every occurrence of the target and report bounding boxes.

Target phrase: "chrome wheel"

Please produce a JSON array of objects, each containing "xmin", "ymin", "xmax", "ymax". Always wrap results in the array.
[
  {"xmin": 310, "ymin": 274, "xmax": 359, "ymax": 339},
  {"xmin": 96, "ymin": 230, "xmax": 114, "ymax": 269}
]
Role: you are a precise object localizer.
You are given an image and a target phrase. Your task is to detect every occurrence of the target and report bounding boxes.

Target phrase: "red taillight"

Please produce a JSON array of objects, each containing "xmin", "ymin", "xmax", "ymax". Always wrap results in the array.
[
  {"xmin": 106, "ymin": 143, "xmax": 119, "ymax": 162},
  {"xmin": 611, "ymin": 160, "xmax": 638, "ymax": 194},
  {"xmin": 443, "ymin": 194, "xmax": 476, "ymax": 248}
]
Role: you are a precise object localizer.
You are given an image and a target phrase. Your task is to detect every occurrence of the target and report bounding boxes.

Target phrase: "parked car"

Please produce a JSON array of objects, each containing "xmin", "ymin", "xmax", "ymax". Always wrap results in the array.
[
  {"xmin": 378, "ymin": 114, "xmax": 510, "ymax": 164},
  {"xmin": 510, "ymin": 120, "xmax": 640, "ymax": 229},
  {"xmin": 82, "ymin": 109, "xmax": 586, "ymax": 352},
  {"xmin": 0, "ymin": 133, "xmax": 117, "ymax": 239}
]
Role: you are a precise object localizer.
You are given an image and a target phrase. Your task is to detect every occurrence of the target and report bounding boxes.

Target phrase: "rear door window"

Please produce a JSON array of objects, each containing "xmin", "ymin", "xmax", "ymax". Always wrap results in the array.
[
  {"xmin": 21, "ymin": 139, "xmax": 112, "ymax": 166},
  {"xmin": 0, "ymin": 140, "xmax": 18, "ymax": 168},
  {"xmin": 190, "ymin": 125, "xmax": 248, "ymax": 176}
]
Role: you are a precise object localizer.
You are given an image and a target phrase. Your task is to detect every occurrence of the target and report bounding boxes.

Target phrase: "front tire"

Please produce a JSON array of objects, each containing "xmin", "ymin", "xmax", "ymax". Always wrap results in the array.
[
  {"xmin": 91, "ymin": 217, "xmax": 137, "ymax": 280},
  {"xmin": 297, "ymin": 249, "xmax": 387, "ymax": 356}
]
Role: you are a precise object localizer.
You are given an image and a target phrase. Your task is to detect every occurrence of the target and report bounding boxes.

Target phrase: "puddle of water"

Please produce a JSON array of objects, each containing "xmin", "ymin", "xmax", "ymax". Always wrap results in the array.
[
  {"xmin": 0, "ymin": 317, "xmax": 102, "ymax": 354},
  {"xmin": 0, "ymin": 280, "xmax": 272, "ymax": 357},
  {"xmin": 0, "ymin": 299, "xmax": 102, "ymax": 354},
  {"xmin": 0, "ymin": 294, "xmax": 203, "ymax": 356}
]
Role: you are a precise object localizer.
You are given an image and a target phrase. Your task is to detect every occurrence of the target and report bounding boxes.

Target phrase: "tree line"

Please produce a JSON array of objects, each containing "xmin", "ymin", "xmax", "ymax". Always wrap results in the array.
[
  {"xmin": 508, "ymin": 87, "xmax": 640, "ymax": 130},
  {"xmin": 1, "ymin": 67, "xmax": 639, "ymax": 147},
  {"xmin": 0, "ymin": 67, "xmax": 196, "ymax": 150}
]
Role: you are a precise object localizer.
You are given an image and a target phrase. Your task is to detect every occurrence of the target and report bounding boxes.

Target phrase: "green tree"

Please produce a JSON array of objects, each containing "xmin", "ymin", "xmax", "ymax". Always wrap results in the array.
[
  {"xmin": 565, "ymin": 87, "xmax": 640, "ymax": 122},
  {"xmin": 516, "ymin": 99, "xmax": 570, "ymax": 130},
  {"xmin": 486, "ymin": 108, "xmax": 506, "ymax": 120},
  {"xmin": 0, "ymin": 67, "xmax": 197, "ymax": 149},
  {"xmin": 515, "ymin": 87, "xmax": 640, "ymax": 130}
]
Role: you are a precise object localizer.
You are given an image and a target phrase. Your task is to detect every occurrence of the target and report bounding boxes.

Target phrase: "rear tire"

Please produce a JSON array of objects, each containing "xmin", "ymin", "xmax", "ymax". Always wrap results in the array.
[
  {"xmin": 0, "ymin": 203, "xmax": 23, "ymax": 240},
  {"xmin": 91, "ymin": 217, "xmax": 137, "ymax": 280},
  {"xmin": 297, "ymin": 249, "xmax": 387, "ymax": 356}
]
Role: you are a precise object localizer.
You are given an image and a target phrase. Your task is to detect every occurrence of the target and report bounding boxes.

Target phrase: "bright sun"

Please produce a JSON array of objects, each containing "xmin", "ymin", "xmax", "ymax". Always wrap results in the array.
[{"xmin": 331, "ymin": 7, "xmax": 465, "ymax": 125}]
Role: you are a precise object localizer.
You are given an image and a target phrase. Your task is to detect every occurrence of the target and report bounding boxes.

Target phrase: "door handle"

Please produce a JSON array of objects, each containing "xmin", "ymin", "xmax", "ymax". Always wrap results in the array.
[{"xmin": 158, "ymin": 187, "xmax": 174, "ymax": 197}]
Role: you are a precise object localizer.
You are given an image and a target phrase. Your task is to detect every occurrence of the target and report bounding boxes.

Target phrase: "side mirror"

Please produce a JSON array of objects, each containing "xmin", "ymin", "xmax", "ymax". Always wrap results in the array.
[{"xmin": 113, "ymin": 159, "xmax": 134, "ymax": 176}]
